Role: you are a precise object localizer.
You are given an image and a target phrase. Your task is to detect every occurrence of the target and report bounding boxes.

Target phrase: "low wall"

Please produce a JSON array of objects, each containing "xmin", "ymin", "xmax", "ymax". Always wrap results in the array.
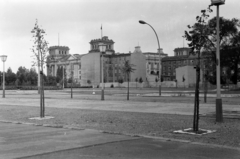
[{"xmin": 99, "ymin": 81, "xmax": 176, "ymax": 88}]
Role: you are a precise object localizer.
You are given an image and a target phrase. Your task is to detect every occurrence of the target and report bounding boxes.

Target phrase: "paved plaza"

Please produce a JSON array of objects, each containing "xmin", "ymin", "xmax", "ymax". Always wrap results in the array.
[
  {"xmin": 1, "ymin": 122, "xmax": 240, "ymax": 159},
  {"xmin": 0, "ymin": 89, "xmax": 239, "ymax": 158}
]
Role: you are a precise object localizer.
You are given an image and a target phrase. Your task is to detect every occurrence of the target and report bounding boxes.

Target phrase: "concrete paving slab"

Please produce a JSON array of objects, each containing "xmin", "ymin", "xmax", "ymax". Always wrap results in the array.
[
  {"xmin": 21, "ymin": 138, "xmax": 240, "ymax": 159},
  {"xmin": 0, "ymin": 122, "xmax": 136, "ymax": 159}
]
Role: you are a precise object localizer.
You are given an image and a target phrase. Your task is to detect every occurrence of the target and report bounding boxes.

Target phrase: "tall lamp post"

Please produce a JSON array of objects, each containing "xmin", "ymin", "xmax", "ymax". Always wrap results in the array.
[
  {"xmin": 98, "ymin": 43, "xmax": 106, "ymax": 100},
  {"xmin": 0, "ymin": 55, "xmax": 7, "ymax": 98},
  {"xmin": 139, "ymin": 20, "xmax": 162, "ymax": 96},
  {"xmin": 210, "ymin": 0, "xmax": 225, "ymax": 122}
]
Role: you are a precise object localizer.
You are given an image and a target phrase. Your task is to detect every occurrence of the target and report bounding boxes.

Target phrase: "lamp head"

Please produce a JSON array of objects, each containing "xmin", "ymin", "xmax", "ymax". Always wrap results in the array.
[
  {"xmin": 139, "ymin": 20, "xmax": 147, "ymax": 24},
  {"xmin": 0, "ymin": 55, "xmax": 7, "ymax": 62},
  {"xmin": 211, "ymin": 0, "xmax": 225, "ymax": 5}
]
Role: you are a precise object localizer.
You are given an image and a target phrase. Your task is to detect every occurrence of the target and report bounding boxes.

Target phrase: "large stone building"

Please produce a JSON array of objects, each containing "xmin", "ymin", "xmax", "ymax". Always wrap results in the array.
[
  {"xmin": 81, "ymin": 36, "xmax": 147, "ymax": 86},
  {"xmin": 46, "ymin": 46, "xmax": 83, "ymax": 84},
  {"xmin": 46, "ymin": 37, "xmax": 207, "ymax": 88},
  {"xmin": 46, "ymin": 37, "xmax": 148, "ymax": 87}
]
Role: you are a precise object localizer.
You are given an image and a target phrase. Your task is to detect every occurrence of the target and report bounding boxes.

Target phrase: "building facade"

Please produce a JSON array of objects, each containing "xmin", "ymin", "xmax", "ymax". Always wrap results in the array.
[
  {"xmin": 81, "ymin": 36, "xmax": 147, "ymax": 86},
  {"xmin": 46, "ymin": 38, "xmax": 208, "ymax": 87},
  {"xmin": 46, "ymin": 46, "xmax": 83, "ymax": 84}
]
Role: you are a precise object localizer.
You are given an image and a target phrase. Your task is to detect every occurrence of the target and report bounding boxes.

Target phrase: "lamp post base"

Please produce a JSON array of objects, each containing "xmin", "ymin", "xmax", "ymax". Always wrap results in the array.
[
  {"xmin": 216, "ymin": 98, "xmax": 223, "ymax": 122},
  {"xmin": 38, "ymin": 86, "xmax": 41, "ymax": 94},
  {"xmin": 101, "ymin": 89, "xmax": 104, "ymax": 100},
  {"xmin": 3, "ymin": 89, "xmax": 5, "ymax": 98}
]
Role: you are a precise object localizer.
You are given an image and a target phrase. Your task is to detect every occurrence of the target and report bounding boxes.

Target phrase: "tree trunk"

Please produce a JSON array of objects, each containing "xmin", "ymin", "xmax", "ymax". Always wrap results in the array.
[
  {"xmin": 40, "ymin": 72, "xmax": 43, "ymax": 118},
  {"xmin": 127, "ymin": 78, "xmax": 129, "ymax": 100},
  {"xmin": 204, "ymin": 76, "xmax": 208, "ymax": 103},
  {"xmin": 193, "ymin": 53, "xmax": 200, "ymax": 132},
  {"xmin": 71, "ymin": 73, "xmax": 73, "ymax": 99},
  {"xmin": 42, "ymin": 73, "xmax": 45, "ymax": 117}
]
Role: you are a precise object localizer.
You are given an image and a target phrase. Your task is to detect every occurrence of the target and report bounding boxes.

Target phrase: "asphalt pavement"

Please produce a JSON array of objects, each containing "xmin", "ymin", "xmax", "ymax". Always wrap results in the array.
[{"xmin": 1, "ymin": 122, "xmax": 240, "ymax": 159}]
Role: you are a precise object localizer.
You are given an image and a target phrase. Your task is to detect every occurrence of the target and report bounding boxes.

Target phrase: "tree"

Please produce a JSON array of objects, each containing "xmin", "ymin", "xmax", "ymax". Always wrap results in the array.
[
  {"xmin": 220, "ymin": 25, "xmax": 240, "ymax": 84},
  {"xmin": 5, "ymin": 68, "xmax": 16, "ymax": 85},
  {"xmin": 155, "ymin": 77, "xmax": 158, "ymax": 87},
  {"xmin": 118, "ymin": 78, "xmax": 124, "ymax": 89},
  {"xmin": 27, "ymin": 68, "xmax": 38, "ymax": 85},
  {"xmin": 135, "ymin": 77, "xmax": 138, "ymax": 88},
  {"xmin": 184, "ymin": 8, "xmax": 212, "ymax": 132},
  {"xmin": 56, "ymin": 67, "xmax": 63, "ymax": 81},
  {"xmin": 139, "ymin": 77, "xmax": 143, "ymax": 88},
  {"xmin": 204, "ymin": 17, "xmax": 240, "ymax": 85},
  {"xmin": 87, "ymin": 79, "xmax": 91, "ymax": 86},
  {"xmin": 121, "ymin": 60, "xmax": 135, "ymax": 100},
  {"xmin": 16, "ymin": 66, "xmax": 28, "ymax": 85},
  {"xmin": 46, "ymin": 75, "xmax": 57, "ymax": 86},
  {"xmin": 31, "ymin": 19, "xmax": 48, "ymax": 118}
]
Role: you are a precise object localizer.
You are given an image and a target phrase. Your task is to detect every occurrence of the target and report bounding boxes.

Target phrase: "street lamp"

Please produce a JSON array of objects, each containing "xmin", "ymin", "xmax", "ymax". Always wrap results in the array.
[
  {"xmin": 0, "ymin": 55, "xmax": 7, "ymax": 98},
  {"xmin": 139, "ymin": 20, "xmax": 162, "ymax": 96},
  {"xmin": 99, "ymin": 42, "xmax": 106, "ymax": 100},
  {"xmin": 210, "ymin": 0, "xmax": 225, "ymax": 122}
]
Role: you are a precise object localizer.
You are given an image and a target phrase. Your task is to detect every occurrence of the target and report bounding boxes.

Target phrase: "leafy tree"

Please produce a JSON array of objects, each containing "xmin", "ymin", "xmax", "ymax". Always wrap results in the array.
[
  {"xmin": 118, "ymin": 78, "xmax": 124, "ymax": 89},
  {"xmin": 87, "ymin": 79, "xmax": 91, "ymax": 85},
  {"xmin": 5, "ymin": 68, "xmax": 16, "ymax": 85},
  {"xmin": 56, "ymin": 67, "xmax": 63, "ymax": 81},
  {"xmin": 184, "ymin": 8, "xmax": 212, "ymax": 132},
  {"xmin": 45, "ymin": 75, "xmax": 57, "ymax": 86},
  {"xmin": 31, "ymin": 19, "xmax": 48, "ymax": 118},
  {"xmin": 139, "ymin": 77, "xmax": 143, "ymax": 88},
  {"xmin": 204, "ymin": 17, "xmax": 240, "ymax": 84},
  {"xmin": 221, "ymin": 33, "xmax": 240, "ymax": 84},
  {"xmin": 155, "ymin": 77, "xmax": 158, "ymax": 87},
  {"xmin": 31, "ymin": 19, "xmax": 48, "ymax": 72},
  {"xmin": 121, "ymin": 60, "xmax": 135, "ymax": 100},
  {"xmin": 16, "ymin": 66, "xmax": 28, "ymax": 85},
  {"xmin": 27, "ymin": 68, "xmax": 38, "ymax": 85},
  {"xmin": 135, "ymin": 77, "xmax": 138, "ymax": 88}
]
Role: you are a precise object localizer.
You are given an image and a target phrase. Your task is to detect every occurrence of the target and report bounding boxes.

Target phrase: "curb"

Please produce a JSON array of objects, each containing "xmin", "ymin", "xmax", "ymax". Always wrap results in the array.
[{"xmin": 1, "ymin": 120, "xmax": 240, "ymax": 151}]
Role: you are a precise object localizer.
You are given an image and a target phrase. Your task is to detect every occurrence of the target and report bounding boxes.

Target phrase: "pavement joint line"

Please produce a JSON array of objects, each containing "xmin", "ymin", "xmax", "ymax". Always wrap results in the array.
[
  {"xmin": 140, "ymin": 135, "xmax": 240, "ymax": 151},
  {"xmin": 1, "ymin": 120, "xmax": 240, "ymax": 151},
  {"xmin": 16, "ymin": 138, "xmax": 140, "ymax": 159}
]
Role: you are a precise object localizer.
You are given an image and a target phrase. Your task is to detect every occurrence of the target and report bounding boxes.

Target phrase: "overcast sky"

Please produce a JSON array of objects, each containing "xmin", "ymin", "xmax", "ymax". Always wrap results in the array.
[{"xmin": 0, "ymin": 0, "xmax": 239, "ymax": 73}]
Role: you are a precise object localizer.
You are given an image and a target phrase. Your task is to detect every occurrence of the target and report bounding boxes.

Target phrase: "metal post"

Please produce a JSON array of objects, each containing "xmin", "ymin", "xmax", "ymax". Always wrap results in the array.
[
  {"xmin": 71, "ymin": 71, "xmax": 73, "ymax": 99},
  {"xmin": 158, "ymin": 48, "xmax": 162, "ymax": 96},
  {"xmin": 62, "ymin": 66, "xmax": 64, "ymax": 89},
  {"xmin": 216, "ymin": 5, "xmax": 223, "ymax": 122},
  {"xmin": 101, "ymin": 52, "xmax": 104, "ymax": 100},
  {"xmin": 144, "ymin": 23, "xmax": 161, "ymax": 96},
  {"xmin": 37, "ymin": 32, "xmax": 41, "ymax": 94},
  {"xmin": 3, "ymin": 61, "xmax": 5, "ymax": 98}
]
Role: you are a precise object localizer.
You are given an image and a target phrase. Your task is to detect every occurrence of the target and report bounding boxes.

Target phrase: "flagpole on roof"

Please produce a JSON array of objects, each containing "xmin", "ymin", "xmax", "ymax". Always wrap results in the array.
[
  {"xmin": 101, "ymin": 24, "xmax": 102, "ymax": 39},
  {"xmin": 58, "ymin": 33, "xmax": 60, "ymax": 46}
]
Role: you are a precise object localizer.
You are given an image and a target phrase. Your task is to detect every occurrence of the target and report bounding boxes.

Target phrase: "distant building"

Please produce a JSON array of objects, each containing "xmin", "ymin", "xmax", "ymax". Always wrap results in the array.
[
  {"xmin": 162, "ymin": 47, "xmax": 194, "ymax": 81},
  {"xmin": 81, "ymin": 36, "xmax": 146, "ymax": 86},
  {"xmin": 46, "ymin": 38, "xmax": 208, "ymax": 88},
  {"xmin": 46, "ymin": 46, "xmax": 83, "ymax": 84}
]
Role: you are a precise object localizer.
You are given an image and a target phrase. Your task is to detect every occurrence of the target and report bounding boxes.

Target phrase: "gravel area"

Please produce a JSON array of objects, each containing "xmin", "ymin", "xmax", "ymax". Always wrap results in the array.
[{"xmin": 0, "ymin": 105, "xmax": 239, "ymax": 148}]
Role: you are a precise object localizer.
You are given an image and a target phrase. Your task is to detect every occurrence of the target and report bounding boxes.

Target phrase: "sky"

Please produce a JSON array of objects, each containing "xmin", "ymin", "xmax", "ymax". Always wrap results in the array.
[{"xmin": 0, "ymin": 0, "xmax": 240, "ymax": 73}]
